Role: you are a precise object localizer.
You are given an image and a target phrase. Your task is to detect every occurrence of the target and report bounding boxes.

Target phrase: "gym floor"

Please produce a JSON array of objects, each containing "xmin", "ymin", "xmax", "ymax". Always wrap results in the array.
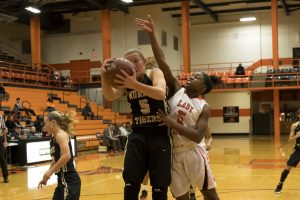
[{"xmin": 1, "ymin": 135, "xmax": 299, "ymax": 200}]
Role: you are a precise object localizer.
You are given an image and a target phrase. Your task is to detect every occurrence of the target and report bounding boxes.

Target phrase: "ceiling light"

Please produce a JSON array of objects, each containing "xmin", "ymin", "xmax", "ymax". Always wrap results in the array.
[
  {"xmin": 121, "ymin": 0, "xmax": 133, "ymax": 3},
  {"xmin": 240, "ymin": 17, "xmax": 256, "ymax": 22},
  {"xmin": 25, "ymin": 6, "xmax": 41, "ymax": 14}
]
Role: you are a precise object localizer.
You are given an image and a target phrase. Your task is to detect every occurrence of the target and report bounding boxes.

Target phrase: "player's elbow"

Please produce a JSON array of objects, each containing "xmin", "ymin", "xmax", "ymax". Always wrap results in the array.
[
  {"xmin": 194, "ymin": 136, "xmax": 202, "ymax": 144},
  {"xmin": 195, "ymin": 131, "xmax": 205, "ymax": 143},
  {"xmin": 155, "ymin": 90, "xmax": 166, "ymax": 100},
  {"xmin": 61, "ymin": 153, "xmax": 71, "ymax": 163}
]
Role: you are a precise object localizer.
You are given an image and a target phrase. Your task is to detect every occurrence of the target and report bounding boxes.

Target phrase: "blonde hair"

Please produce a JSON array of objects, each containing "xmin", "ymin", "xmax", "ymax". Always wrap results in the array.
[
  {"xmin": 47, "ymin": 111, "xmax": 78, "ymax": 136},
  {"xmin": 124, "ymin": 48, "xmax": 146, "ymax": 61},
  {"xmin": 145, "ymin": 56, "xmax": 157, "ymax": 69}
]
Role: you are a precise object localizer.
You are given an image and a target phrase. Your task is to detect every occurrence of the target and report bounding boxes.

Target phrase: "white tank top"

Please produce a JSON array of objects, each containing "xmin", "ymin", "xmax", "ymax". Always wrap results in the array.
[{"xmin": 168, "ymin": 88, "xmax": 207, "ymax": 153}]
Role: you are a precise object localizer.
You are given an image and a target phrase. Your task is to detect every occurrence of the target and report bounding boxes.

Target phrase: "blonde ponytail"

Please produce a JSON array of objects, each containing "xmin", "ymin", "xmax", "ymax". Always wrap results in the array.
[{"xmin": 47, "ymin": 111, "xmax": 78, "ymax": 136}]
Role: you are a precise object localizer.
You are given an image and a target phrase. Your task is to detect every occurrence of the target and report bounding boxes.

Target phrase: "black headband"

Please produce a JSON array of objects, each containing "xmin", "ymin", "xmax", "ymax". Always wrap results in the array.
[{"xmin": 203, "ymin": 73, "xmax": 213, "ymax": 94}]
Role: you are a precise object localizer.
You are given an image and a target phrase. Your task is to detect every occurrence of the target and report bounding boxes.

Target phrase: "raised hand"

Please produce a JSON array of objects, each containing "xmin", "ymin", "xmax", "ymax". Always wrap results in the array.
[
  {"xmin": 157, "ymin": 109, "xmax": 176, "ymax": 128},
  {"xmin": 114, "ymin": 69, "xmax": 137, "ymax": 89},
  {"xmin": 100, "ymin": 58, "xmax": 115, "ymax": 75},
  {"xmin": 135, "ymin": 15, "xmax": 154, "ymax": 33}
]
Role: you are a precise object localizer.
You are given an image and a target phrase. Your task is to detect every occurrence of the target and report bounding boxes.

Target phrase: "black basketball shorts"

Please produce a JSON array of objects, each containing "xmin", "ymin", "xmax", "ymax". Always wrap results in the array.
[{"xmin": 123, "ymin": 126, "xmax": 171, "ymax": 187}]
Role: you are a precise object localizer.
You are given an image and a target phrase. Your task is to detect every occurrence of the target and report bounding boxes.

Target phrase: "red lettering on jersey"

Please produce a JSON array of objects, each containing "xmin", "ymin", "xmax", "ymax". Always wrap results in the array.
[
  {"xmin": 177, "ymin": 100, "xmax": 183, "ymax": 107},
  {"xmin": 177, "ymin": 110, "xmax": 186, "ymax": 125},
  {"xmin": 177, "ymin": 100, "xmax": 194, "ymax": 113}
]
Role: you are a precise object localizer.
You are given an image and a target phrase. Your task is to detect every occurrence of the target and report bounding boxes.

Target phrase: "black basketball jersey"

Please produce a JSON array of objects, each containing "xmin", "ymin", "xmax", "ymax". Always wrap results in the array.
[
  {"xmin": 126, "ymin": 69, "xmax": 168, "ymax": 128},
  {"xmin": 50, "ymin": 136, "xmax": 76, "ymax": 174},
  {"xmin": 295, "ymin": 122, "xmax": 300, "ymax": 146}
]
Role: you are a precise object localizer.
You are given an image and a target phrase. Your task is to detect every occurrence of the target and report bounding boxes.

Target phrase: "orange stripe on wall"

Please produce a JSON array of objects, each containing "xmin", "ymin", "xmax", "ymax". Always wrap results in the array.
[{"xmin": 211, "ymin": 108, "xmax": 250, "ymax": 117}]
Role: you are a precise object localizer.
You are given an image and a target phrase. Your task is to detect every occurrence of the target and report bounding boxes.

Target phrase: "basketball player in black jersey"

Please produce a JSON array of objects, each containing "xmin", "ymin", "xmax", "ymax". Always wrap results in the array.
[
  {"xmin": 0, "ymin": 115, "xmax": 9, "ymax": 183},
  {"xmin": 38, "ymin": 111, "xmax": 81, "ymax": 200},
  {"xmin": 275, "ymin": 109, "xmax": 300, "ymax": 194},
  {"xmin": 101, "ymin": 51, "xmax": 171, "ymax": 200}
]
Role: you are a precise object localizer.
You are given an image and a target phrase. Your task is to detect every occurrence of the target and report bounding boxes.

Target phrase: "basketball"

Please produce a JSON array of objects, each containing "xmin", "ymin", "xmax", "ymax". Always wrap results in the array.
[{"xmin": 103, "ymin": 58, "xmax": 134, "ymax": 88}]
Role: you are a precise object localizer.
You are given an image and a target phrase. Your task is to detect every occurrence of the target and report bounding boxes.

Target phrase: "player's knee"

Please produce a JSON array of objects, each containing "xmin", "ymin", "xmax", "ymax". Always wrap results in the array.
[
  {"xmin": 152, "ymin": 187, "xmax": 168, "ymax": 200},
  {"xmin": 124, "ymin": 182, "xmax": 140, "ymax": 200}
]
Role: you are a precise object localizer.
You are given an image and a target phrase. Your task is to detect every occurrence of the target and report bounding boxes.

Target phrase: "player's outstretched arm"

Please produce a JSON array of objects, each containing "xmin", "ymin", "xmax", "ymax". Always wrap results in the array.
[{"xmin": 135, "ymin": 15, "xmax": 180, "ymax": 98}]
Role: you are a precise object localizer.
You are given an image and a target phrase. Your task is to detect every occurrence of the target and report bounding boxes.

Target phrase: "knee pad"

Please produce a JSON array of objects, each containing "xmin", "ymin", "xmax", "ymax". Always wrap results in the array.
[
  {"xmin": 124, "ymin": 183, "xmax": 140, "ymax": 200},
  {"xmin": 152, "ymin": 187, "xmax": 168, "ymax": 200}
]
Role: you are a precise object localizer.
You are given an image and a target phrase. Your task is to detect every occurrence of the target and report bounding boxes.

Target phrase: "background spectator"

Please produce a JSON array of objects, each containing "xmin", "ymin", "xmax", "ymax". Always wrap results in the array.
[
  {"xmin": 13, "ymin": 97, "xmax": 36, "ymax": 118},
  {"xmin": 34, "ymin": 115, "xmax": 44, "ymax": 134},
  {"xmin": 235, "ymin": 63, "xmax": 245, "ymax": 76},
  {"xmin": 82, "ymin": 102, "xmax": 94, "ymax": 120},
  {"xmin": 118, "ymin": 123, "xmax": 130, "ymax": 150},
  {"xmin": 5, "ymin": 115, "xmax": 15, "ymax": 134},
  {"xmin": 102, "ymin": 123, "xmax": 121, "ymax": 152}
]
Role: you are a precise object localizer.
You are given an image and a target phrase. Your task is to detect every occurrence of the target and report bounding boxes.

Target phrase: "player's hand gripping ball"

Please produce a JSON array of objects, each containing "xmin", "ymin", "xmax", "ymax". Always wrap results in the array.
[{"xmin": 103, "ymin": 58, "xmax": 134, "ymax": 88}]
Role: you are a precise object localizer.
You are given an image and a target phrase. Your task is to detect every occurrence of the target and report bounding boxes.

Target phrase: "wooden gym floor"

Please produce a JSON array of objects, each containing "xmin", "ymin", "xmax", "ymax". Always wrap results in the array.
[{"xmin": 1, "ymin": 135, "xmax": 300, "ymax": 200}]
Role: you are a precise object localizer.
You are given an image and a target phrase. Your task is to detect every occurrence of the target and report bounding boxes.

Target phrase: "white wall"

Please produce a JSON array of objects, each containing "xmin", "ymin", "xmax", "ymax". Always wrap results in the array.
[
  {"xmin": 206, "ymin": 92, "xmax": 251, "ymax": 134},
  {"xmin": 1, "ymin": 7, "xmax": 300, "ymax": 72},
  {"xmin": 41, "ymin": 5, "xmax": 182, "ymax": 71},
  {"xmin": 189, "ymin": 11, "xmax": 300, "ymax": 69}
]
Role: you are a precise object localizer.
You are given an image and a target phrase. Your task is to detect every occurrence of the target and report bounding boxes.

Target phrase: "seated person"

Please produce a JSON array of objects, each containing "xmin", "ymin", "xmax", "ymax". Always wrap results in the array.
[
  {"xmin": 27, "ymin": 126, "xmax": 38, "ymax": 139},
  {"xmin": 118, "ymin": 123, "xmax": 130, "ymax": 150},
  {"xmin": 82, "ymin": 102, "xmax": 94, "ymax": 120},
  {"xmin": 5, "ymin": 115, "xmax": 15, "ymax": 134},
  {"xmin": 8, "ymin": 126, "xmax": 22, "ymax": 141},
  {"xmin": 125, "ymin": 122, "xmax": 132, "ymax": 133},
  {"xmin": 13, "ymin": 97, "xmax": 36, "ymax": 117},
  {"xmin": 96, "ymin": 131, "xmax": 103, "ymax": 140},
  {"xmin": 59, "ymin": 73, "xmax": 67, "ymax": 87},
  {"xmin": 19, "ymin": 131, "xmax": 28, "ymax": 140},
  {"xmin": 102, "ymin": 123, "xmax": 121, "ymax": 152},
  {"xmin": 235, "ymin": 63, "xmax": 245, "ymax": 76},
  {"xmin": 0, "ymin": 84, "xmax": 8, "ymax": 106},
  {"xmin": 50, "ymin": 72, "xmax": 60, "ymax": 87},
  {"xmin": 34, "ymin": 115, "xmax": 44, "ymax": 134}
]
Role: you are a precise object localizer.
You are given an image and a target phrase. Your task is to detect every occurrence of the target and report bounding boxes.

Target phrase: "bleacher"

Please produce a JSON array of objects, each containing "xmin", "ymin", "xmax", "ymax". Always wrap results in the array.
[
  {"xmin": 1, "ymin": 86, "xmax": 131, "ymax": 151},
  {"xmin": 0, "ymin": 49, "xmax": 68, "ymax": 89},
  {"xmin": 178, "ymin": 65, "xmax": 300, "ymax": 90}
]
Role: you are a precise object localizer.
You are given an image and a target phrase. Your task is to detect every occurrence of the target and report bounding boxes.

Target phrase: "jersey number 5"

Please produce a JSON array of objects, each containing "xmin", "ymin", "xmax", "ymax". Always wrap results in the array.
[
  {"xmin": 177, "ymin": 110, "xmax": 186, "ymax": 125},
  {"xmin": 139, "ymin": 99, "xmax": 150, "ymax": 114}
]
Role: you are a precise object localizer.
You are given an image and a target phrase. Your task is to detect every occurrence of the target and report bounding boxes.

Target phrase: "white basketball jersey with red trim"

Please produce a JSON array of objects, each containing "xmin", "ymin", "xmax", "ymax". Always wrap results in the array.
[{"xmin": 168, "ymin": 88, "xmax": 207, "ymax": 153}]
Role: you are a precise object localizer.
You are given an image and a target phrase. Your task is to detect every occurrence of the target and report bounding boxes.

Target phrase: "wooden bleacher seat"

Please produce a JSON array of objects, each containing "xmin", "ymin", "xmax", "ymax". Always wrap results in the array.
[{"xmin": 1, "ymin": 86, "xmax": 131, "ymax": 151}]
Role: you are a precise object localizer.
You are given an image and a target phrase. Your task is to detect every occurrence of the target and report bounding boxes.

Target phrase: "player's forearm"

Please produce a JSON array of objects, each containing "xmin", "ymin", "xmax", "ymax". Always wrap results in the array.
[
  {"xmin": 133, "ymin": 81, "xmax": 165, "ymax": 100},
  {"xmin": 171, "ymin": 123, "xmax": 205, "ymax": 143},
  {"xmin": 48, "ymin": 154, "xmax": 71, "ymax": 175},
  {"xmin": 289, "ymin": 134, "xmax": 299, "ymax": 141},
  {"xmin": 149, "ymin": 32, "xmax": 165, "ymax": 63},
  {"xmin": 101, "ymin": 75, "xmax": 120, "ymax": 101}
]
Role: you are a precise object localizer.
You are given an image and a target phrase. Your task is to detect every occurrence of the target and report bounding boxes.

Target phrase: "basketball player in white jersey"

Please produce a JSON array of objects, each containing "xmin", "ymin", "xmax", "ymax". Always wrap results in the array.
[
  {"xmin": 136, "ymin": 15, "xmax": 223, "ymax": 200},
  {"xmin": 190, "ymin": 127, "xmax": 213, "ymax": 200}
]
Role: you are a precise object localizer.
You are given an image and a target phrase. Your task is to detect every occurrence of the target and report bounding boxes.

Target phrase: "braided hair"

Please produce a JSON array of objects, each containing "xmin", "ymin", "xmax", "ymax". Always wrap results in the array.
[{"xmin": 202, "ymin": 73, "xmax": 224, "ymax": 95}]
